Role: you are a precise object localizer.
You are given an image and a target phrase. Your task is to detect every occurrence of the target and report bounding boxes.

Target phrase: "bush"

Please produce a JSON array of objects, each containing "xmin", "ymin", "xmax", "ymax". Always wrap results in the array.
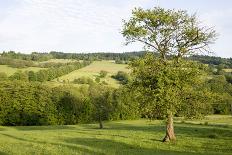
[
  {"xmin": 0, "ymin": 72, "xmax": 7, "ymax": 81},
  {"xmin": 115, "ymin": 59, "xmax": 123, "ymax": 64},
  {"xmin": 95, "ymin": 77, "xmax": 100, "ymax": 83},
  {"xmin": 99, "ymin": 70, "xmax": 108, "ymax": 78},
  {"xmin": 208, "ymin": 133, "xmax": 218, "ymax": 139},
  {"xmin": 9, "ymin": 71, "xmax": 28, "ymax": 81},
  {"xmin": 112, "ymin": 71, "xmax": 130, "ymax": 84},
  {"xmin": 0, "ymin": 81, "xmax": 141, "ymax": 126},
  {"xmin": 0, "ymin": 81, "xmax": 58, "ymax": 125},
  {"xmin": 73, "ymin": 77, "xmax": 94, "ymax": 85}
]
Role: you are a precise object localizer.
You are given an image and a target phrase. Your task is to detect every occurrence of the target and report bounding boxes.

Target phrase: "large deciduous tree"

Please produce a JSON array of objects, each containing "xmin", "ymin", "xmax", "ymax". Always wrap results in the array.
[{"xmin": 122, "ymin": 7, "xmax": 217, "ymax": 142}]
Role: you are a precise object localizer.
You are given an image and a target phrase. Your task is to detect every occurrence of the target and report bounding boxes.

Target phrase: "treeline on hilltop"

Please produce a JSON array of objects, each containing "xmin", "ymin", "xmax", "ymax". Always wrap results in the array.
[
  {"xmin": 0, "ymin": 56, "xmax": 85, "ymax": 69},
  {"xmin": 189, "ymin": 55, "xmax": 232, "ymax": 68},
  {"xmin": 1, "ymin": 51, "xmax": 232, "ymax": 66},
  {"xmin": 0, "ymin": 51, "xmax": 148, "ymax": 62},
  {"xmin": 0, "ymin": 61, "xmax": 91, "ymax": 82}
]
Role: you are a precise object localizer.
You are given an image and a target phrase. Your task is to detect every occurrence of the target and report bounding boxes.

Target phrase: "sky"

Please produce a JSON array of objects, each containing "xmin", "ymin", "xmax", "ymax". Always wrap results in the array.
[{"xmin": 0, "ymin": 0, "xmax": 231, "ymax": 58}]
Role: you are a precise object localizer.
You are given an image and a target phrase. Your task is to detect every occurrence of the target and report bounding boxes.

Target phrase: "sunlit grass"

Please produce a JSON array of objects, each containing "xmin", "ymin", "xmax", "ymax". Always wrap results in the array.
[
  {"xmin": 0, "ymin": 115, "xmax": 231, "ymax": 155},
  {"xmin": 0, "ymin": 65, "xmax": 45, "ymax": 76},
  {"xmin": 223, "ymin": 69, "xmax": 232, "ymax": 73},
  {"xmin": 51, "ymin": 61, "xmax": 129, "ymax": 88}
]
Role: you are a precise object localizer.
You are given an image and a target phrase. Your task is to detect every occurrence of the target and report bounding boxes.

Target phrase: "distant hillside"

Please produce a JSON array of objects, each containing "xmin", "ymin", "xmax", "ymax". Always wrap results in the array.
[{"xmin": 1, "ymin": 51, "xmax": 232, "ymax": 67}]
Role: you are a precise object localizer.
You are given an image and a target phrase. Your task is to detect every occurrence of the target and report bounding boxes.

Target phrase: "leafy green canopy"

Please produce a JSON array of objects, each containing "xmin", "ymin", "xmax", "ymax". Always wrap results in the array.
[
  {"xmin": 129, "ymin": 54, "xmax": 213, "ymax": 119},
  {"xmin": 122, "ymin": 7, "xmax": 216, "ymax": 59}
]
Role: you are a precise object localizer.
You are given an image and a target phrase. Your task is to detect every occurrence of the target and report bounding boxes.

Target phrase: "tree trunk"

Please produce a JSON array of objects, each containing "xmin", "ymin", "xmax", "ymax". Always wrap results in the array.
[
  {"xmin": 162, "ymin": 114, "xmax": 176, "ymax": 142},
  {"xmin": 99, "ymin": 115, "xmax": 103, "ymax": 129}
]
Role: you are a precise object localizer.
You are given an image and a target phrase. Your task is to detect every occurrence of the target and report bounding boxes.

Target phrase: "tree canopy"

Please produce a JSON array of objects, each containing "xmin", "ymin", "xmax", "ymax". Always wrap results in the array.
[{"xmin": 122, "ymin": 7, "xmax": 217, "ymax": 60}]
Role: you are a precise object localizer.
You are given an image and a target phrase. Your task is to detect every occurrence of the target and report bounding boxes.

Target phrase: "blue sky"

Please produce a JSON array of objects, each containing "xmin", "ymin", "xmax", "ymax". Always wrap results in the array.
[{"xmin": 0, "ymin": 0, "xmax": 231, "ymax": 57}]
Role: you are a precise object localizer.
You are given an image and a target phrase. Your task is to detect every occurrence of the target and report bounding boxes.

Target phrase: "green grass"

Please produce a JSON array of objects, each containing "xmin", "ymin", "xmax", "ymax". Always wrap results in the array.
[
  {"xmin": 0, "ymin": 115, "xmax": 231, "ymax": 155},
  {"xmin": 0, "ymin": 65, "xmax": 45, "ymax": 76},
  {"xmin": 39, "ymin": 59, "xmax": 78, "ymax": 64},
  {"xmin": 52, "ymin": 61, "xmax": 129, "ymax": 87},
  {"xmin": 223, "ymin": 69, "xmax": 232, "ymax": 73}
]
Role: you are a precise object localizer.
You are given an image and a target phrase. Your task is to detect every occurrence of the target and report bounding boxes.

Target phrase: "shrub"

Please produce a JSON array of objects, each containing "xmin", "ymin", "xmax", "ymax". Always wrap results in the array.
[
  {"xmin": 112, "ymin": 71, "xmax": 130, "ymax": 84},
  {"xmin": 99, "ymin": 70, "xmax": 108, "ymax": 78},
  {"xmin": 208, "ymin": 133, "xmax": 218, "ymax": 139},
  {"xmin": 0, "ymin": 72, "xmax": 7, "ymax": 81},
  {"xmin": 95, "ymin": 77, "xmax": 100, "ymax": 83},
  {"xmin": 73, "ymin": 77, "xmax": 95, "ymax": 85}
]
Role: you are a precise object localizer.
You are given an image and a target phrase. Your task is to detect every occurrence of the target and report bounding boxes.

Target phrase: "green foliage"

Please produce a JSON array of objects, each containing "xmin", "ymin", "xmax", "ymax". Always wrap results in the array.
[
  {"xmin": 99, "ymin": 70, "xmax": 108, "ymax": 78},
  {"xmin": 0, "ymin": 80, "xmax": 140, "ymax": 126},
  {"xmin": 95, "ymin": 77, "xmax": 100, "ymax": 83},
  {"xmin": 73, "ymin": 76, "xmax": 94, "ymax": 85},
  {"xmin": 114, "ymin": 87, "xmax": 141, "ymax": 120},
  {"xmin": 129, "ymin": 53, "xmax": 212, "ymax": 119},
  {"xmin": 0, "ymin": 72, "xmax": 7, "ymax": 81},
  {"xmin": 122, "ymin": 7, "xmax": 216, "ymax": 59},
  {"xmin": 112, "ymin": 71, "xmax": 130, "ymax": 84},
  {"xmin": 115, "ymin": 59, "xmax": 124, "ymax": 64},
  {"xmin": 206, "ymin": 75, "xmax": 232, "ymax": 114},
  {"xmin": 0, "ymin": 81, "xmax": 57, "ymax": 125},
  {"xmin": 9, "ymin": 71, "xmax": 29, "ymax": 81}
]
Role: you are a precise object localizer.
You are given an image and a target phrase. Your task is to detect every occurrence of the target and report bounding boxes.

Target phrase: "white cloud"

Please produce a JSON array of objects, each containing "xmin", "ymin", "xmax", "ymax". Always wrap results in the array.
[
  {"xmin": 0, "ymin": 0, "xmax": 152, "ymax": 53},
  {"xmin": 0, "ymin": 0, "xmax": 231, "ymax": 57}
]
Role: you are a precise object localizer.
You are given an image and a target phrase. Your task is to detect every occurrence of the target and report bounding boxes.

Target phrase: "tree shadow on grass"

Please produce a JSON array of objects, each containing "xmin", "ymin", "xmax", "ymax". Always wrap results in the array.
[
  {"xmin": 12, "ymin": 125, "xmax": 77, "ymax": 131},
  {"xmin": 0, "ymin": 133, "xmax": 101, "ymax": 155},
  {"xmin": 0, "ymin": 151, "xmax": 8, "ymax": 155},
  {"xmin": 64, "ymin": 137, "xmax": 205, "ymax": 155},
  {"xmin": 102, "ymin": 122, "xmax": 232, "ymax": 140}
]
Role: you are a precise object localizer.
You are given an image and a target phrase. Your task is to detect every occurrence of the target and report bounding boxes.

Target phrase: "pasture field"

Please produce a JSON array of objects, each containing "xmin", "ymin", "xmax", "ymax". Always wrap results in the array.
[
  {"xmin": 0, "ymin": 115, "xmax": 231, "ymax": 155},
  {"xmin": 0, "ymin": 65, "xmax": 45, "ymax": 76},
  {"xmin": 52, "ymin": 61, "xmax": 129, "ymax": 87},
  {"xmin": 39, "ymin": 59, "xmax": 78, "ymax": 64},
  {"xmin": 223, "ymin": 69, "xmax": 232, "ymax": 73}
]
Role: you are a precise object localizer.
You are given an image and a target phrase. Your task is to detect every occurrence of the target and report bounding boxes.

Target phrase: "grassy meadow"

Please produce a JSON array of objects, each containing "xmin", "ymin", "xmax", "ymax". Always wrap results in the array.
[
  {"xmin": 223, "ymin": 69, "xmax": 232, "ymax": 73},
  {"xmin": 0, "ymin": 65, "xmax": 45, "ymax": 76},
  {"xmin": 0, "ymin": 115, "xmax": 231, "ymax": 155},
  {"xmin": 52, "ymin": 60, "xmax": 129, "ymax": 87},
  {"xmin": 39, "ymin": 59, "xmax": 78, "ymax": 64}
]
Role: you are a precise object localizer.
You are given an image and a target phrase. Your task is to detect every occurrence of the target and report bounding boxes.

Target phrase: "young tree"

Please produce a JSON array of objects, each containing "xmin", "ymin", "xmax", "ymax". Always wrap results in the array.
[
  {"xmin": 122, "ymin": 7, "xmax": 217, "ymax": 142},
  {"xmin": 28, "ymin": 71, "xmax": 37, "ymax": 81},
  {"xmin": 89, "ymin": 85, "xmax": 113, "ymax": 129}
]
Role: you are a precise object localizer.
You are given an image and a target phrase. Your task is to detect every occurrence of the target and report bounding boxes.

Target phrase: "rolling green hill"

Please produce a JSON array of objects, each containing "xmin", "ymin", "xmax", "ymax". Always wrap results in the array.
[{"xmin": 52, "ymin": 60, "xmax": 129, "ymax": 87}]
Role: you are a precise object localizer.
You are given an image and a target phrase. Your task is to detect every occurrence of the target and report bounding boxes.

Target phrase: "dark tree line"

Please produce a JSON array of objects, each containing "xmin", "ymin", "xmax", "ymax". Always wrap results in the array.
[
  {"xmin": 0, "ymin": 57, "xmax": 84, "ymax": 69},
  {"xmin": 0, "ymin": 81, "xmax": 140, "ymax": 126},
  {"xmin": 1, "ymin": 51, "xmax": 232, "ymax": 68},
  {"xmin": 189, "ymin": 55, "xmax": 232, "ymax": 68}
]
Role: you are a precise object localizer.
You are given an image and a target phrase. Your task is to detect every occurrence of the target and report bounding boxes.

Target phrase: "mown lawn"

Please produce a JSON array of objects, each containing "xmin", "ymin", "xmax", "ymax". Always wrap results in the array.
[{"xmin": 0, "ymin": 115, "xmax": 231, "ymax": 155}]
